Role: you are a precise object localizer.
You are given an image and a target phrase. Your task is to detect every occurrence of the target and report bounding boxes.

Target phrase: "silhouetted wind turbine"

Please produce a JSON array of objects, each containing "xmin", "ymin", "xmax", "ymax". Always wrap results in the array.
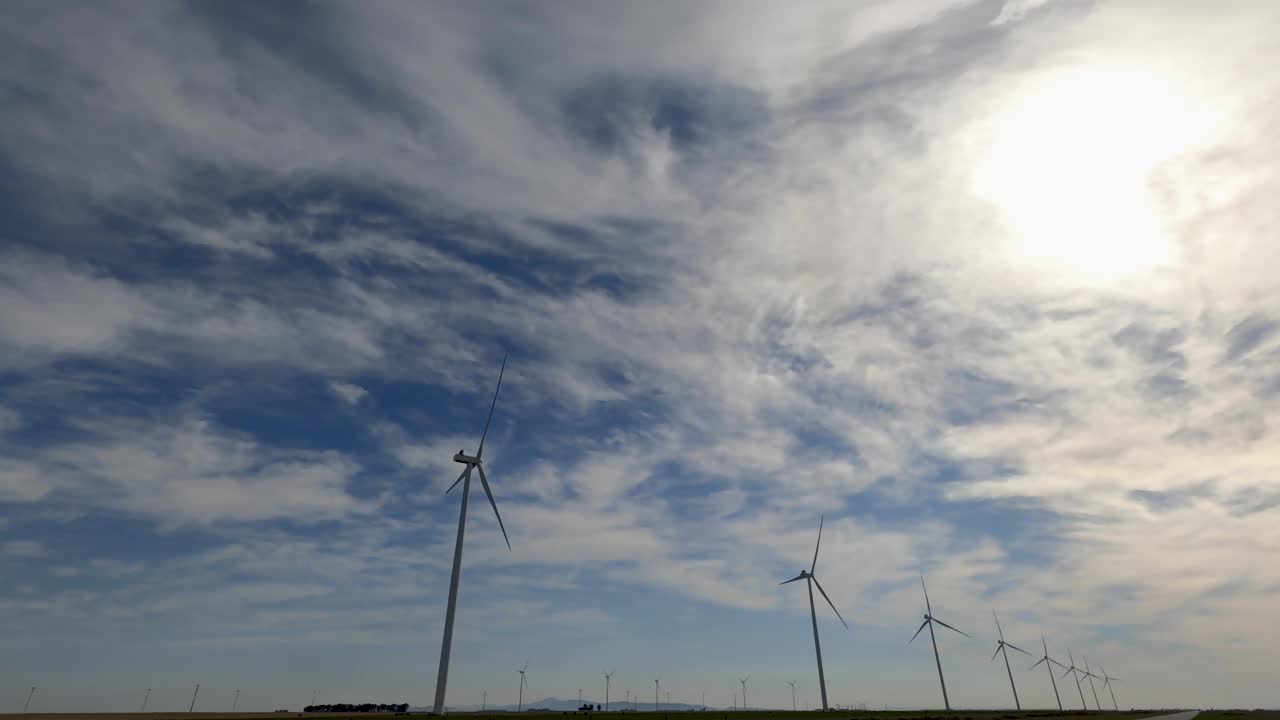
[
  {"xmin": 24, "ymin": 687, "xmax": 36, "ymax": 713},
  {"xmin": 779, "ymin": 515, "xmax": 848, "ymax": 711},
  {"xmin": 1083, "ymin": 656, "xmax": 1103, "ymax": 710},
  {"xmin": 1059, "ymin": 649, "xmax": 1088, "ymax": 709},
  {"xmin": 1028, "ymin": 635, "xmax": 1066, "ymax": 711},
  {"xmin": 787, "ymin": 681, "xmax": 797, "ymax": 712},
  {"xmin": 189, "ymin": 683, "xmax": 200, "ymax": 712},
  {"xmin": 517, "ymin": 660, "xmax": 529, "ymax": 712},
  {"xmin": 737, "ymin": 676, "xmax": 749, "ymax": 711},
  {"xmin": 141, "ymin": 688, "xmax": 151, "ymax": 712},
  {"xmin": 432, "ymin": 354, "xmax": 514, "ymax": 714},
  {"xmin": 909, "ymin": 576, "xmax": 970, "ymax": 710},
  {"xmin": 605, "ymin": 670, "xmax": 615, "ymax": 711},
  {"xmin": 1098, "ymin": 665, "xmax": 1120, "ymax": 710},
  {"xmin": 654, "ymin": 677, "xmax": 660, "ymax": 711},
  {"xmin": 990, "ymin": 611, "xmax": 1031, "ymax": 709}
]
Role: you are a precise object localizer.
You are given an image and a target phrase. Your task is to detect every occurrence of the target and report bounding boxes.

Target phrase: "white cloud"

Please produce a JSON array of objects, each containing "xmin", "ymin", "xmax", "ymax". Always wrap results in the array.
[{"xmin": 328, "ymin": 380, "xmax": 368, "ymax": 406}]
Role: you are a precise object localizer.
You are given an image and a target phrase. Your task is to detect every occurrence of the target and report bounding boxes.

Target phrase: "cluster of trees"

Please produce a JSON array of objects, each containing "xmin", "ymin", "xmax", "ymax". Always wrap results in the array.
[{"xmin": 303, "ymin": 704, "xmax": 409, "ymax": 713}]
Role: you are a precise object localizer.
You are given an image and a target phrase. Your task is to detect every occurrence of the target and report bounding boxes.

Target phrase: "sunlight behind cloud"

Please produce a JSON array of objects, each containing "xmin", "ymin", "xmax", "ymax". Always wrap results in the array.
[{"xmin": 971, "ymin": 63, "xmax": 1224, "ymax": 283}]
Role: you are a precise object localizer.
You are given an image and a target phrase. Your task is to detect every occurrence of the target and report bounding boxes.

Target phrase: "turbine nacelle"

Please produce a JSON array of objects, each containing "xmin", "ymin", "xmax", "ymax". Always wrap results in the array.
[{"xmin": 453, "ymin": 451, "xmax": 481, "ymax": 465}]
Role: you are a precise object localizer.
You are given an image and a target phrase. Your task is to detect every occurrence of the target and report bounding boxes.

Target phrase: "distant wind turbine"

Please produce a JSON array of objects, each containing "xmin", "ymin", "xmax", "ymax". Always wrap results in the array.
[
  {"xmin": 1059, "ymin": 649, "xmax": 1089, "ymax": 709},
  {"xmin": 787, "ymin": 681, "xmax": 797, "ymax": 712},
  {"xmin": 1028, "ymin": 635, "xmax": 1066, "ymax": 711},
  {"xmin": 517, "ymin": 660, "xmax": 529, "ymax": 712},
  {"xmin": 233, "ymin": 689, "xmax": 240, "ymax": 712},
  {"xmin": 990, "ymin": 611, "xmax": 1031, "ymax": 709},
  {"xmin": 1082, "ymin": 656, "xmax": 1103, "ymax": 710},
  {"xmin": 909, "ymin": 576, "xmax": 970, "ymax": 710},
  {"xmin": 141, "ymin": 688, "xmax": 151, "ymax": 713},
  {"xmin": 482, "ymin": 691, "xmax": 487, "ymax": 712},
  {"xmin": 432, "ymin": 354, "xmax": 514, "ymax": 715},
  {"xmin": 654, "ymin": 677, "xmax": 660, "ymax": 711},
  {"xmin": 737, "ymin": 676, "xmax": 749, "ymax": 711},
  {"xmin": 189, "ymin": 683, "xmax": 200, "ymax": 713},
  {"xmin": 779, "ymin": 515, "xmax": 848, "ymax": 711},
  {"xmin": 24, "ymin": 686, "xmax": 36, "ymax": 713},
  {"xmin": 605, "ymin": 670, "xmax": 615, "ymax": 711},
  {"xmin": 1098, "ymin": 665, "xmax": 1120, "ymax": 710}
]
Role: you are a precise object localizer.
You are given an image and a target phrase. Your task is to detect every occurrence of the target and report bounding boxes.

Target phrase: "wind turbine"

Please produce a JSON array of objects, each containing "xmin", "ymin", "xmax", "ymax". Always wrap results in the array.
[
  {"xmin": 787, "ymin": 681, "xmax": 797, "ymax": 712},
  {"xmin": 1028, "ymin": 635, "xmax": 1066, "ymax": 711},
  {"xmin": 24, "ymin": 687, "xmax": 36, "ymax": 713},
  {"xmin": 654, "ymin": 677, "xmax": 660, "ymax": 711},
  {"xmin": 1098, "ymin": 665, "xmax": 1120, "ymax": 710},
  {"xmin": 737, "ymin": 676, "xmax": 749, "ymax": 711},
  {"xmin": 432, "ymin": 354, "xmax": 514, "ymax": 714},
  {"xmin": 909, "ymin": 576, "xmax": 970, "ymax": 710},
  {"xmin": 990, "ymin": 611, "xmax": 1031, "ymax": 709},
  {"xmin": 605, "ymin": 670, "xmax": 615, "ymax": 711},
  {"xmin": 779, "ymin": 515, "xmax": 848, "ymax": 711},
  {"xmin": 517, "ymin": 660, "xmax": 529, "ymax": 712},
  {"xmin": 233, "ymin": 689, "xmax": 240, "ymax": 712},
  {"xmin": 190, "ymin": 683, "xmax": 200, "ymax": 712},
  {"xmin": 141, "ymin": 688, "xmax": 151, "ymax": 712},
  {"xmin": 1082, "ymin": 656, "xmax": 1103, "ymax": 710},
  {"xmin": 1059, "ymin": 649, "xmax": 1089, "ymax": 709}
]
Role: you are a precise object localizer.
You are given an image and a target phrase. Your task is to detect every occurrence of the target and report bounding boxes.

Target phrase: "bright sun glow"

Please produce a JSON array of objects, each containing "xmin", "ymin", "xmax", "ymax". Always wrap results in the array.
[{"xmin": 972, "ymin": 63, "xmax": 1221, "ymax": 282}]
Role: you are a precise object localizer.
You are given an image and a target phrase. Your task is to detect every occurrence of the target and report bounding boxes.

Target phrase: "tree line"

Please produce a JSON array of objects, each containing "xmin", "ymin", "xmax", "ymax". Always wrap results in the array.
[{"xmin": 303, "ymin": 703, "xmax": 409, "ymax": 713}]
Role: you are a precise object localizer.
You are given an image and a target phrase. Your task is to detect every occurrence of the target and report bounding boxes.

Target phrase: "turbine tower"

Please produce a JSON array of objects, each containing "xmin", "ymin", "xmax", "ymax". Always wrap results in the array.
[
  {"xmin": 1059, "ymin": 649, "xmax": 1089, "ymax": 709},
  {"xmin": 141, "ymin": 688, "xmax": 151, "ymax": 712},
  {"xmin": 990, "ymin": 611, "xmax": 1031, "ymax": 709},
  {"xmin": 605, "ymin": 670, "xmax": 615, "ymax": 711},
  {"xmin": 1082, "ymin": 656, "xmax": 1103, "ymax": 710},
  {"xmin": 787, "ymin": 681, "xmax": 797, "ymax": 712},
  {"xmin": 1098, "ymin": 665, "xmax": 1120, "ymax": 710},
  {"xmin": 909, "ymin": 576, "xmax": 970, "ymax": 710},
  {"xmin": 517, "ymin": 660, "xmax": 529, "ymax": 712},
  {"xmin": 779, "ymin": 515, "xmax": 848, "ymax": 711},
  {"xmin": 190, "ymin": 683, "xmax": 200, "ymax": 713},
  {"xmin": 654, "ymin": 677, "xmax": 660, "ymax": 711},
  {"xmin": 233, "ymin": 689, "xmax": 240, "ymax": 712},
  {"xmin": 432, "ymin": 354, "xmax": 514, "ymax": 714},
  {"xmin": 24, "ymin": 687, "xmax": 36, "ymax": 713},
  {"xmin": 1028, "ymin": 635, "xmax": 1065, "ymax": 711},
  {"xmin": 737, "ymin": 676, "xmax": 749, "ymax": 711}
]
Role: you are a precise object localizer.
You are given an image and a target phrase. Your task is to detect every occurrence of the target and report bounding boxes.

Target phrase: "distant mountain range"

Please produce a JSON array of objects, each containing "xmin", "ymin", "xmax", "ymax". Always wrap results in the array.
[{"xmin": 412, "ymin": 698, "xmax": 725, "ymax": 713}]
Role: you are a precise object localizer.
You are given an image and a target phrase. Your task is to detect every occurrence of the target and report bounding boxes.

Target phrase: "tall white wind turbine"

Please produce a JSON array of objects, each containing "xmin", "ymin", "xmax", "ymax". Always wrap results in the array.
[
  {"xmin": 909, "ymin": 576, "xmax": 970, "ymax": 710},
  {"xmin": 787, "ymin": 681, "xmax": 797, "ymax": 712},
  {"xmin": 779, "ymin": 515, "xmax": 848, "ymax": 711},
  {"xmin": 431, "ymin": 354, "xmax": 514, "ymax": 714},
  {"xmin": 141, "ymin": 688, "xmax": 151, "ymax": 713},
  {"xmin": 654, "ymin": 677, "xmax": 660, "ymax": 711},
  {"xmin": 604, "ymin": 670, "xmax": 615, "ymax": 711},
  {"xmin": 1082, "ymin": 656, "xmax": 1103, "ymax": 710},
  {"xmin": 1098, "ymin": 665, "xmax": 1120, "ymax": 710},
  {"xmin": 1059, "ymin": 649, "xmax": 1089, "ymax": 709},
  {"xmin": 737, "ymin": 676, "xmax": 749, "ymax": 711},
  {"xmin": 517, "ymin": 660, "xmax": 529, "ymax": 712},
  {"xmin": 24, "ymin": 687, "xmax": 36, "ymax": 713},
  {"xmin": 990, "ymin": 611, "xmax": 1031, "ymax": 709},
  {"xmin": 1028, "ymin": 634, "xmax": 1066, "ymax": 711}
]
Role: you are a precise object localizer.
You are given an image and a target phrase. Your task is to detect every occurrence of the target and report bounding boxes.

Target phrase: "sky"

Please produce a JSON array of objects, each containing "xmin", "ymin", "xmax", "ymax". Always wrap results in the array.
[{"xmin": 1, "ymin": 0, "xmax": 1279, "ymax": 713}]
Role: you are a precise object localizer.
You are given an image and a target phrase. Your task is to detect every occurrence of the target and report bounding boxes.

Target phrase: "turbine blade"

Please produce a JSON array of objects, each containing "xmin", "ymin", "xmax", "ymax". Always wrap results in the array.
[
  {"xmin": 1061, "ymin": 667, "xmax": 1075, "ymax": 680},
  {"xmin": 1049, "ymin": 658, "xmax": 1070, "ymax": 670},
  {"xmin": 810, "ymin": 575, "xmax": 848, "ymax": 629},
  {"xmin": 811, "ymin": 515, "xmax": 824, "ymax": 573},
  {"xmin": 476, "ymin": 465, "xmax": 511, "ymax": 550},
  {"xmin": 445, "ymin": 466, "xmax": 469, "ymax": 495},
  {"xmin": 476, "ymin": 352, "xmax": 508, "ymax": 459},
  {"xmin": 993, "ymin": 609, "xmax": 1005, "ymax": 641},
  {"xmin": 1006, "ymin": 642, "xmax": 1032, "ymax": 656},
  {"xmin": 921, "ymin": 575, "xmax": 932, "ymax": 615},
  {"xmin": 991, "ymin": 645, "xmax": 1003, "ymax": 662},
  {"xmin": 779, "ymin": 573, "xmax": 807, "ymax": 585},
  {"xmin": 909, "ymin": 619, "xmax": 929, "ymax": 644},
  {"xmin": 1029, "ymin": 657, "xmax": 1047, "ymax": 670},
  {"xmin": 932, "ymin": 617, "xmax": 970, "ymax": 637}
]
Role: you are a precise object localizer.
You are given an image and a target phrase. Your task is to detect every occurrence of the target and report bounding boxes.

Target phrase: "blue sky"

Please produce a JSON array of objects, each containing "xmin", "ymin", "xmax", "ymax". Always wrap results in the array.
[{"xmin": 2, "ymin": 0, "xmax": 1279, "ymax": 713}]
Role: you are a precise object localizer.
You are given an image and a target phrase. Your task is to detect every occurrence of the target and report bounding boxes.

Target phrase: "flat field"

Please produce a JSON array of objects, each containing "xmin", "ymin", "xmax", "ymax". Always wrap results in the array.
[{"xmin": 0, "ymin": 710, "xmax": 1176, "ymax": 720}]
